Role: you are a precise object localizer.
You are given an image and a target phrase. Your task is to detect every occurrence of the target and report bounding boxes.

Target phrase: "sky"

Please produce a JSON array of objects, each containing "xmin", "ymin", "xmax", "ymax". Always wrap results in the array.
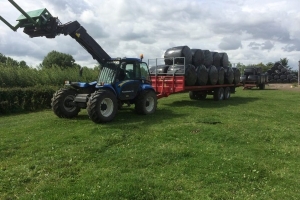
[{"xmin": 0, "ymin": 0, "xmax": 300, "ymax": 70}]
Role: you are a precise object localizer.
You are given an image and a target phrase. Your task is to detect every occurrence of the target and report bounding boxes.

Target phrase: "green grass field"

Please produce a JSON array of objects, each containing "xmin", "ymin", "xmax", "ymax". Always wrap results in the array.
[{"xmin": 0, "ymin": 87, "xmax": 299, "ymax": 199}]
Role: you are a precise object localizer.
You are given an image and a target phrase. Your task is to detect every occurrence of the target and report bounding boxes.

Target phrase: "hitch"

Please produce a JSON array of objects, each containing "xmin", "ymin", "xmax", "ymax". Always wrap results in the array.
[{"xmin": 0, "ymin": 0, "xmax": 57, "ymax": 38}]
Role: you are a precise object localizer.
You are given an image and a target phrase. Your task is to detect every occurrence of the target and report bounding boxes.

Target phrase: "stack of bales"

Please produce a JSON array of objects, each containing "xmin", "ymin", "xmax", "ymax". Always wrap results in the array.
[
  {"xmin": 266, "ymin": 62, "xmax": 298, "ymax": 83},
  {"xmin": 150, "ymin": 46, "xmax": 240, "ymax": 86},
  {"xmin": 240, "ymin": 66, "xmax": 268, "ymax": 84}
]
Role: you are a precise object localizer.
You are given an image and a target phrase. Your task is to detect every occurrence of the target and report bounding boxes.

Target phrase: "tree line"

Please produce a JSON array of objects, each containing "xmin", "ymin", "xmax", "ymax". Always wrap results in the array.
[{"xmin": 231, "ymin": 58, "xmax": 297, "ymax": 74}]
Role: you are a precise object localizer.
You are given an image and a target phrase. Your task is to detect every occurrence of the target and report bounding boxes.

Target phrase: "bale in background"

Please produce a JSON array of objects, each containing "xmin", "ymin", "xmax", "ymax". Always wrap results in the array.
[{"xmin": 232, "ymin": 68, "xmax": 241, "ymax": 84}]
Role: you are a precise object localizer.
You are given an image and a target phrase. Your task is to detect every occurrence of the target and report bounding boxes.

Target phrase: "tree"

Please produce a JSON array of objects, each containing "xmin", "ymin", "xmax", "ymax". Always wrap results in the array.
[
  {"xmin": 279, "ymin": 58, "xmax": 291, "ymax": 70},
  {"xmin": 0, "ymin": 53, "xmax": 7, "ymax": 63},
  {"xmin": 19, "ymin": 60, "xmax": 29, "ymax": 68},
  {"xmin": 42, "ymin": 50, "xmax": 76, "ymax": 69}
]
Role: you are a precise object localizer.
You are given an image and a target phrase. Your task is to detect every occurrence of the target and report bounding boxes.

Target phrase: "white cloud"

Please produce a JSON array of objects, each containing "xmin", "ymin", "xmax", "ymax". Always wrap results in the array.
[{"xmin": 0, "ymin": 0, "xmax": 300, "ymax": 69}]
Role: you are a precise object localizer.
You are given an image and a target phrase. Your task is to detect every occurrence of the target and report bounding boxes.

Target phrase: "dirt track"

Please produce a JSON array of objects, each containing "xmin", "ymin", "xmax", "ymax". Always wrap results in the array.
[{"xmin": 267, "ymin": 83, "xmax": 300, "ymax": 91}]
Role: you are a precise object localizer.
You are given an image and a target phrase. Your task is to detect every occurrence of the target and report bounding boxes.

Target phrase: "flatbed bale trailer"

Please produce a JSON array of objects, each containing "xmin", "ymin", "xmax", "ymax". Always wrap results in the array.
[{"xmin": 149, "ymin": 58, "xmax": 242, "ymax": 101}]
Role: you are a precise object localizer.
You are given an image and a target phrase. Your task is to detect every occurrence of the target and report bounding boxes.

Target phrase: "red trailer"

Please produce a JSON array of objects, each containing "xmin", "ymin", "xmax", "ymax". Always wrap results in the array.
[{"xmin": 150, "ymin": 75, "xmax": 241, "ymax": 101}]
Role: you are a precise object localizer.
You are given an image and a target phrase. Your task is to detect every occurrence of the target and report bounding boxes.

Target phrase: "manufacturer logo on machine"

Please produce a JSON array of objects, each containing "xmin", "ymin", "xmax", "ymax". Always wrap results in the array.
[{"xmin": 122, "ymin": 90, "xmax": 134, "ymax": 93}]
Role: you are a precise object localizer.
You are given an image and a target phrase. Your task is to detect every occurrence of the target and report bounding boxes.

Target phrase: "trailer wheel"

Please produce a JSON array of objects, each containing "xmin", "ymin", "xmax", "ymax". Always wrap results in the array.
[
  {"xmin": 87, "ymin": 90, "xmax": 117, "ymax": 123},
  {"xmin": 189, "ymin": 91, "xmax": 207, "ymax": 100},
  {"xmin": 135, "ymin": 90, "xmax": 157, "ymax": 115},
  {"xmin": 259, "ymin": 83, "xmax": 265, "ymax": 90},
  {"xmin": 51, "ymin": 88, "xmax": 80, "ymax": 118},
  {"xmin": 224, "ymin": 87, "xmax": 230, "ymax": 100},
  {"xmin": 213, "ymin": 87, "xmax": 224, "ymax": 101}
]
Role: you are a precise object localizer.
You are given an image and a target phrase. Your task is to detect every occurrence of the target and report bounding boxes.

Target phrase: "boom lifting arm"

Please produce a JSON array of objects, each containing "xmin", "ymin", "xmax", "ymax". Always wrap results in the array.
[{"xmin": 0, "ymin": 0, "xmax": 111, "ymax": 64}]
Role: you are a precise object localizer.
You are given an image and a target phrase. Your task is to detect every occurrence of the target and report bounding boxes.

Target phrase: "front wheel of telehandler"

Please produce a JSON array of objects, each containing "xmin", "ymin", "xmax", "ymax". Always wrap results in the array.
[{"xmin": 87, "ymin": 90, "xmax": 118, "ymax": 123}]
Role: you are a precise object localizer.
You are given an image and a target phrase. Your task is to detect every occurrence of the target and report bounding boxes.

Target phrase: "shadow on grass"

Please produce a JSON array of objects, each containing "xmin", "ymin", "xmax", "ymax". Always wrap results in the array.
[
  {"xmin": 113, "ymin": 107, "xmax": 185, "ymax": 124},
  {"xmin": 164, "ymin": 96, "xmax": 260, "ymax": 108},
  {"xmin": 66, "ymin": 106, "xmax": 186, "ymax": 127}
]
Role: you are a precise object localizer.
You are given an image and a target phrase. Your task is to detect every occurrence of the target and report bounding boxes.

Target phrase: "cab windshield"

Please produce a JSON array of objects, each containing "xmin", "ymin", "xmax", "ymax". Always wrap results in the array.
[{"xmin": 97, "ymin": 61, "xmax": 118, "ymax": 84}]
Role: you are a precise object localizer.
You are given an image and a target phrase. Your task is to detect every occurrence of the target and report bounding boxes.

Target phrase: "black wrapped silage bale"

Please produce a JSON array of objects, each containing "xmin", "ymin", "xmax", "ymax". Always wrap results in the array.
[
  {"xmin": 149, "ymin": 65, "xmax": 170, "ymax": 75},
  {"xmin": 195, "ymin": 65, "xmax": 208, "ymax": 86},
  {"xmin": 203, "ymin": 50, "xmax": 213, "ymax": 67},
  {"xmin": 218, "ymin": 52, "xmax": 229, "ymax": 67},
  {"xmin": 240, "ymin": 75, "xmax": 247, "ymax": 83},
  {"xmin": 191, "ymin": 49, "xmax": 204, "ymax": 66},
  {"xmin": 216, "ymin": 66, "xmax": 225, "ymax": 85},
  {"xmin": 206, "ymin": 65, "xmax": 218, "ymax": 85},
  {"xmin": 248, "ymin": 75, "xmax": 258, "ymax": 82},
  {"xmin": 223, "ymin": 67, "xmax": 234, "ymax": 84},
  {"xmin": 232, "ymin": 67, "xmax": 241, "ymax": 84},
  {"xmin": 167, "ymin": 64, "xmax": 197, "ymax": 86},
  {"xmin": 164, "ymin": 46, "xmax": 192, "ymax": 65},
  {"xmin": 244, "ymin": 67, "xmax": 256, "ymax": 75},
  {"xmin": 211, "ymin": 52, "xmax": 221, "ymax": 67}
]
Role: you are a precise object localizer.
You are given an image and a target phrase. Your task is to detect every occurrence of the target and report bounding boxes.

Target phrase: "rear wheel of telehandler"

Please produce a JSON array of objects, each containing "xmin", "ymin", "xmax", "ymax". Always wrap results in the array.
[
  {"xmin": 213, "ymin": 87, "xmax": 224, "ymax": 101},
  {"xmin": 135, "ymin": 90, "xmax": 157, "ymax": 115},
  {"xmin": 51, "ymin": 88, "xmax": 80, "ymax": 118},
  {"xmin": 87, "ymin": 90, "xmax": 118, "ymax": 123},
  {"xmin": 189, "ymin": 91, "xmax": 207, "ymax": 100}
]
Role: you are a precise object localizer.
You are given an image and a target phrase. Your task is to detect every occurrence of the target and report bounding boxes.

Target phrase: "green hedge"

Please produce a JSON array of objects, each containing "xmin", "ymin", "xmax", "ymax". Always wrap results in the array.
[
  {"xmin": 0, "ymin": 86, "xmax": 59, "ymax": 114},
  {"xmin": 0, "ymin": 64, "xmax": 99, "ymax": 88}
]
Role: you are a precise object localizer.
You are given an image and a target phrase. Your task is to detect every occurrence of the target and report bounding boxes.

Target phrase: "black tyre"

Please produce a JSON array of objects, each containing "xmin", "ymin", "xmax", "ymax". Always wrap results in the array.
[
  {"xmin": 135, "ymin": 90, "xmax": 157, "ymax": 115},
  {"xmin": 224, "ymin": 87, "xmax": 230, "ymax": 100},
  {"xmin": 189, "ymin": 91, "xmax": 207, "ymax": 100},
  {"xmin": 213, "ymin": 87, "xmax": 224, "ymax": 101},
  {"xmin": 51, "ymin": 88, "xmax": 80, "ymax": 118},
  {"xmin": 87, "ymin": 90, "xmax": 117, "ymax": 123}
]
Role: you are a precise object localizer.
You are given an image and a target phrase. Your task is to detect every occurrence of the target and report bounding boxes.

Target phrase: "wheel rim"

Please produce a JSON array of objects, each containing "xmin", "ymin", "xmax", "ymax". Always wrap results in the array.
[
  {"xmin": 145, "ymin": 96, "xmax": 155, "ymax": 112},
  {"xmin": 226, "ymin": 92, "xmax": 230, "ymax": 99},
  {"xmin": 219, "ymin": 90, "xmax": 224, "ymax": 100},
  {"xmin": 225, "ymin": 89, "xmax": 230, "ymax": 99},
  {"xmin": 63, "ymin": 95, "xmax": 77, "ymax": 112},
  {"xmin": 100, "ymin": 98, "xmax": 114, "ymax": 117}
]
